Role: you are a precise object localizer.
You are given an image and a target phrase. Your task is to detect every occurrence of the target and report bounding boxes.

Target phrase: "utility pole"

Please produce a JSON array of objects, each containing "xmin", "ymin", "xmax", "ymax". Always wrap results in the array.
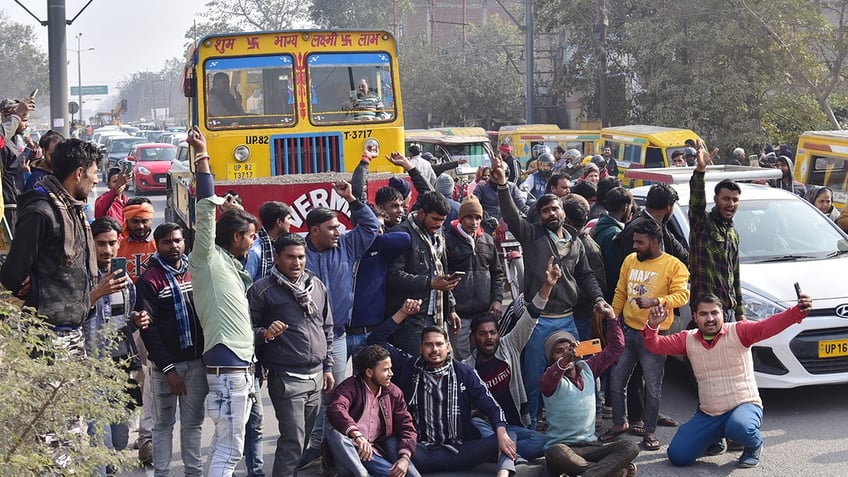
[
  {"xmin": 47, "ymin": 0, "xmax": 69, "ymax": 136},
  {"xmin": 524, "ymin": 0, "xmax": 534, "ymax": 124},
  {"xmin": 595, "ymin": 0, "xmax": 609, "ymax": 126}
]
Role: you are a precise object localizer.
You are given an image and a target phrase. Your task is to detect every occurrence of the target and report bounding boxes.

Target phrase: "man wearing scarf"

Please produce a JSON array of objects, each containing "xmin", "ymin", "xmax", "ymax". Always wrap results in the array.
[
  {"xmin": 367, "ymin": 306, "xmax": 519, "ymax": 476},
  {"xmin": 248, "ymin": 233, "xmax": 334, "ymax": 477},
  {"xmin": 118, "ymin": 197, "xmax": 156, "ymax": 282},
  {"xmin": 246, "ymin": 200, "xmax": 292, "ymax": 281},
  {"xmin": 1, "ymin": 138, "xmax": 100, "ymax": 354},
  {"xmin": 387, "ymin": 190, "xmax": 462, "ymax": 355},
  {"xmin": 137, "ymin": 222, "xmax": 206, "ymax": 477}
]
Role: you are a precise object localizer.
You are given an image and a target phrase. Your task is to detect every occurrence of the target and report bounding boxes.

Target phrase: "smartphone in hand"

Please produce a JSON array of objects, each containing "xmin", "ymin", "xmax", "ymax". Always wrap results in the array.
[{"xmin": 111, "ymin": 257, "xmax": 128, "ymax": 278}]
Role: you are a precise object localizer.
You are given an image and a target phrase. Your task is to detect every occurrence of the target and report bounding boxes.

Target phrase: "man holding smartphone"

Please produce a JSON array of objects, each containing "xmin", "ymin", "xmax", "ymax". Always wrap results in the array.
[{"xmin": 644, "ymin": 291, "xmax": 813, "ymax": 468}]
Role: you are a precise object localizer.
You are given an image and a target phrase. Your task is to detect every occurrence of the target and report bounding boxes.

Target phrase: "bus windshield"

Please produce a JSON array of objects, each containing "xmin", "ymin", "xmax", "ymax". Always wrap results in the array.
[
  {"xmin": 808, "ymin": 155, "xmax": 848, "ymax": 204},
  {"xmin": 204, "ymin": 55, "xmax": 296, "ymax": 130},
  {"xmin": 308, "ymin": 52, "xmax": 396, "ymax": 124}
]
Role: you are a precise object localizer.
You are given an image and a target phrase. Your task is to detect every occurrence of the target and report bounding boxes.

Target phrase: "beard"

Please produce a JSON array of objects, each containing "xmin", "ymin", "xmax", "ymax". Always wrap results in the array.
[{"xmin": 544, "ymin": 218, "xmax": 562, "ymax": 232}]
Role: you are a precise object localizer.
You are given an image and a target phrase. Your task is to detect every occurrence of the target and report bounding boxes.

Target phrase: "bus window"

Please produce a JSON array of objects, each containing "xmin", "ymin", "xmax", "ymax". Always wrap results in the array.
[
  {"xmin": 205, "ymin": 55, "xmax": 296, "ymax": 130},
  {"xmin": 623, "ymin": 144, "xmax": 642, "ymax": 164},
  {"xmin": 810, "ymin": 155, "xmax": 848, "ymax": 192},
  {"xmin": 308, "ymin": 52, "xmax": 396, "ymax": 124},
  {"xmin": 645, "ymin": 147, "xmax": 665, "ymax": 168}
]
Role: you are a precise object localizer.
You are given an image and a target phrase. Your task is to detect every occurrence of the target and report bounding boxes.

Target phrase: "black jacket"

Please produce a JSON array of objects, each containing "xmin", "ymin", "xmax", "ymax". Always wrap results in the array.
[
  {"xmin": 386, "ymin": 216, "xmax": 455, "ymax": 322},
  {"xmin": 444, "ymin": 222, "xmax": 504, "ymax": 316},
  {"xmin": 136, "ymin": 259, "xmax": 204, "ymax": 371},
  {"xmin": 0, "ymin": 188, "xmax": 91, "ymax": 326},
  {"xmin": 617, "ymin": 210, "xmax": 689, "ymax": 266}
]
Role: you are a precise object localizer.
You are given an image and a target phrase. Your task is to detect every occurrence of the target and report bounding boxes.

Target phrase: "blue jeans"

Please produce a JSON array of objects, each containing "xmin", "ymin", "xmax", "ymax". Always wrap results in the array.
[
  {"xmin": 308, "ymin": 332, "xmax": 347, "ymax": 450},
  {"xmin": 346, "ymin": 331, "xmax": 370, "ymax": 360},
  {"xmin": 471, "ymin": 417, "xmax": 546, "ymax": 460},
  {"xmin": 610, "ymin": 326, "xmax": 667, "ymax": 433},
  {"xmin": 268, "ymin": 372, "xmax": 322, "ymax": 477},
  {"xmin": 243, "ymin": 376, "xmax": 265, "ymax": 477},
  {"xmin": 667, "ymin": 403, "xmax": 763, "ymax": 466},
  {"xmin": 522, "ymin": 316, "xmax": 579, "ymax": 429},
  {"xmin": 151, "ymin": 359, "xmax": 207, "ymax": 477},
  {"xmin": 87, "ymin": 420, "xmax": 130, "ymax": 476},
  {"xmin": 206, "ymin": 370, "xmax": 253, "ymax": 476},
  {"xmin": 412, "ymin": 431, "xmax": 518, "ymax": 473},
  {"xmin": 325, "ymin": 427, "xmax": 422, "ymax": 477}
]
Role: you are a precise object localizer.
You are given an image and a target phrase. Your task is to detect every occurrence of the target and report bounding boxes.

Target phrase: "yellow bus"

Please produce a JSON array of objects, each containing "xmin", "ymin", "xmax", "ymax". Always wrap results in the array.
[
  {"xmin": 497, "ymin": 124, "xmax": 601, "ymax": 168},
  {"xmin": 600, "ymin": 125, "xmax": 701, "ymax": 187},
  {"xmin": 169, "ymin": 30, "xmax": 404, "ymax": 234},
  {"xmin": 794, "ymin": 130, "xmax": 848, "ymax": 208}
]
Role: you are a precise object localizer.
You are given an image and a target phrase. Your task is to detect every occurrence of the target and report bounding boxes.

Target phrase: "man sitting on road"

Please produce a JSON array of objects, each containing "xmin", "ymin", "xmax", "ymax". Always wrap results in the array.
[
  {"xmin": 326, "ymin": 343, "xmax": 421, "ymax": 477},
  {"xmin": 644, "ymin": 292, "xmax": 813, "ymax": 468}
]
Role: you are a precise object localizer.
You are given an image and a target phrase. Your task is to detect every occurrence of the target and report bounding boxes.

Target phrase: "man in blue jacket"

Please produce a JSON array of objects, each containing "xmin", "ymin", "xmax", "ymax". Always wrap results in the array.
[
  {"xmin": 367, "ymin": 301, "xmax": 519, "ymax": 476},
  {"xmin": 300, "ymin": 181, "xmax": 381, "ymax": 468}
]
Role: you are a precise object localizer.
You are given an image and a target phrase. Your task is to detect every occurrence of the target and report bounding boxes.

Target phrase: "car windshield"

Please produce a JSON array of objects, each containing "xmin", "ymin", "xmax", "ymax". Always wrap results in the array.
[
  {"xmin": 442, "ymin": 143, "xmax": 491, "ymax": 170},
  {"xmin": 683, "ymin": 198, "xmax": 848, "ymax": 263},
  {"xmin": 137, "ymin": 147, "xmax": 177, "ymax": 162},
  {"xmin": 110, "ymin": 139, "xmax": 143, "ymax": 153}
]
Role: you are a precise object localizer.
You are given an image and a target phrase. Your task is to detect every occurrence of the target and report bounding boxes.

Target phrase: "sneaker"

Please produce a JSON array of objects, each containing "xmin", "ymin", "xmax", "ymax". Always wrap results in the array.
[
  {"xmin": 737, "ymin": 444, "xmax": 762, "ymax": 468},
  {"xmin": 297, "ymin": 446, "xmax": 322, "ymax": 470},
  {"xmin": 138, "ymin": 440, "xmax": 153, "ymax": 465},
  {"xmin": 706, "ymin": 439, "xmax": 726, "ymax": 456}
]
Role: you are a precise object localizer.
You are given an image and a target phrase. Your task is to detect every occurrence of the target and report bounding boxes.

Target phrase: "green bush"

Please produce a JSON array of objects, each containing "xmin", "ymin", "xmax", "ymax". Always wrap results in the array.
[{"xmin": 0, "ymin": 293, "xmax": 136, "ymax": 475}]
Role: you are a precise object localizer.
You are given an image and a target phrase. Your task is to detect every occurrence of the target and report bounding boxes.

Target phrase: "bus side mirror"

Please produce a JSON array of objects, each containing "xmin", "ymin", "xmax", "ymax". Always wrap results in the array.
[{"xmin": 183, "ymin": 75, "xmax": 196, "ymax": 98}]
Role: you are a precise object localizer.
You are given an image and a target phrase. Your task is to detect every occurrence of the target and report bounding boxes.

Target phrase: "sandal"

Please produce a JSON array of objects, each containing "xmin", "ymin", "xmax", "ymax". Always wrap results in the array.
[
  {"xmin": 657, "ymin": 415, "xmax": 679, "ymax": 427},
  {"xmin": 629, "ymin": 421, "xmax": 647, "ymax": 436},
  {"xmin": 642, "ymin": 434, "xmax": 662, "ymax": 451},
  {"xmin": 598, "ymin": 423, "xmax": 629, "ymax": 442}
]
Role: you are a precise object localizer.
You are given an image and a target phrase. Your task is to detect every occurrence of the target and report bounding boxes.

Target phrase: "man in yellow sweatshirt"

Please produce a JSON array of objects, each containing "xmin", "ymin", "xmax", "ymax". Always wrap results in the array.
[{"xmin": 601, "ymin": 219, "xmax": 690, "ymax": 451}]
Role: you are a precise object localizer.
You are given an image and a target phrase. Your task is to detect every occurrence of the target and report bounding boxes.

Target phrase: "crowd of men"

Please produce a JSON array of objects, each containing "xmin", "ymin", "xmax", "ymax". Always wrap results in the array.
[{"xmin": 0, "ymin": 102, "xmax": 815, "ymax": 477}]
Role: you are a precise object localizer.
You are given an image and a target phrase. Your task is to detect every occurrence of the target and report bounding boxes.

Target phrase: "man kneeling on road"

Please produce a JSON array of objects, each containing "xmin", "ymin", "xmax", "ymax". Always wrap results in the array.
[{"xmin": 643, "ymin": 292, "xmax": 813, "ymax": 468}]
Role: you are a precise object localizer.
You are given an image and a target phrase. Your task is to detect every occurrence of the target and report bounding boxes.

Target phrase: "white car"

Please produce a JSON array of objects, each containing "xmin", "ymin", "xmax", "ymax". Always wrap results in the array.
[{"xmin": 630, "ymin": 168, "xmax": 848, "ymax": 389}]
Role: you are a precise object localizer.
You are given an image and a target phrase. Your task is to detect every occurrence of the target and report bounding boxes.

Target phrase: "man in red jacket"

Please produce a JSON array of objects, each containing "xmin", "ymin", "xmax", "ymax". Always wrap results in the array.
[
  {"xmin": 94, "ymin": 167, "xmax": 130, "ymax": 223},
  {"xmin": 327, "ymin": 342, "xmax": 420, "ymax": 477}
]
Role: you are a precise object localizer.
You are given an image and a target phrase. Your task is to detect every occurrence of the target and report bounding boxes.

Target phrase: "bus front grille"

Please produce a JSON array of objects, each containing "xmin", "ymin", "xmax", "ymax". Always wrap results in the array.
[{"xmin": 273, "ymin": 134, "xmax": 343, "ymax": 175}]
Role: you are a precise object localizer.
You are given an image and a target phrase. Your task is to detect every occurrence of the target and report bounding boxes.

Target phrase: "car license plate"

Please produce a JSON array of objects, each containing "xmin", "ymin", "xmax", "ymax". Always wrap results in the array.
[
  {"xmin": 158, "ymin": 177, "xmax": 166, "ymax": 183},
  {"xmin": 227, "ymin": 162, "xmax": 256, "ymax": 180},
  {"xmin": 818, "ymin": 339, "xmax": 848, "ymax": 358}
]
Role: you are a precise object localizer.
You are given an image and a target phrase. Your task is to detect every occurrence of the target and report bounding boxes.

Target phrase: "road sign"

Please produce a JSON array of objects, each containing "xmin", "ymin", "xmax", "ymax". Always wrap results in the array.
[
  {"xmin": 70, "ymin": 85, "xmax": 108, "ymax": 96},
  {"xmin": 68, "ymin": 101, "xmax": 79, "ymax": 115}
]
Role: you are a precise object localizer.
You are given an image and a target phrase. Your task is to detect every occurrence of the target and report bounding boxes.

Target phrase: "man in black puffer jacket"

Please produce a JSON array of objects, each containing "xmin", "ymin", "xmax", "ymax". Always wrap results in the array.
[{"xmin": 444, "ymin": 196, "xmax": 504, "ymax": 360}]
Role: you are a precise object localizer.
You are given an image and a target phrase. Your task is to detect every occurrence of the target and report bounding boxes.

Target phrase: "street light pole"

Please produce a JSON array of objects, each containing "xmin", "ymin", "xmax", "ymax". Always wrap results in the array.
[{"xmin": 76, "ymin": 33, "xmax": 83, "ymax": 127}]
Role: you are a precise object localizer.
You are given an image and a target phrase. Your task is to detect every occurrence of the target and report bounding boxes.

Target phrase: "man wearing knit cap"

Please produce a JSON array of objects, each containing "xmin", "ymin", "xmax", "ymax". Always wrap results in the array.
[
  {"xmin": 445, "ymin": 195, "xmax": 503, "ymax": 360},
  {"xmin": 540, "ymin": 301, "xmax": 638, "ymax": 477},
  {"xmin": 644, "ymin": 292, "xmax": 813, "ymax": 468},
  {"xmin": 118, "ymin": 197, "xmax": 157, "ymax": 283}
]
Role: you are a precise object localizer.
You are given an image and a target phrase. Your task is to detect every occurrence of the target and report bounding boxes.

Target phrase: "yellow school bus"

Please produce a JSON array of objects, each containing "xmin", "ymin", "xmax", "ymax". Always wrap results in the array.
[
  {"xmin": 600, "ymin": 125, "xmax": 701, "ymax": 187},
  {"xmin": 169, "ymin": 30, "xmax": 404, "ymax": 235},
  {"xmin": 795, "ymin": 130, "xmax": 848, "ymax": 208},
  {"xmin": 497, "ymin": 124, "xmax": 601, "ymax": 168}
]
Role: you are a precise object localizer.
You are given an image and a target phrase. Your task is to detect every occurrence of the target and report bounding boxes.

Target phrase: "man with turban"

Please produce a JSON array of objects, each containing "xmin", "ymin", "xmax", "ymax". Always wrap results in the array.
[{"xmin": 118, "ymin": 197, "xmax": 156, "ymax": 283}]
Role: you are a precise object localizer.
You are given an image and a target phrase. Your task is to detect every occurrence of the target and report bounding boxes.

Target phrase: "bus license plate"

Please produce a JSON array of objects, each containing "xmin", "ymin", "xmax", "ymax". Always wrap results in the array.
[
  {"xmin": 818, "ymin": 339, "xmax": 848, "ymax": 358},
  {"xmin": 227, "ymin": 162, "xmax": 256, "ymax": 180}
]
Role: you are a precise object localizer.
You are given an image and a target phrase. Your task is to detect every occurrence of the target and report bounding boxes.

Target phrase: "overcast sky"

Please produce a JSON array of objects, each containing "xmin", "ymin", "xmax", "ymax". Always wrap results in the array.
[{"xmin": 4, "ymin": 0, "xmax": 207, "ymax": 88}]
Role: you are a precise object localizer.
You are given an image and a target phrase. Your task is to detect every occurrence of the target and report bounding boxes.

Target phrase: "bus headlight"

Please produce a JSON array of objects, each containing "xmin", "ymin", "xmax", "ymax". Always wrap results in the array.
[
  {"xmin": 234, "ymin": 145, "xmax": 250, "ymax": 162},
  {"xmin": 364, "ymin": 138, "xmax": 380, "ymax": 158}
]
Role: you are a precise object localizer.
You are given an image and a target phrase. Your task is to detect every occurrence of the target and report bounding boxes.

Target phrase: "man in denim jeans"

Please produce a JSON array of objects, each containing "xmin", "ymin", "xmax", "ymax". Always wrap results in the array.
[
  {"xmin": 603, "ymin": 220, "xmax": 689, "ymax": 451},
  {"xmin": 187, "ymin": 128, "xmax": 259, "ymax": 476},
  {"xmin": 137, "ymin": 222, "xmax": 206, "ymax": 476}
]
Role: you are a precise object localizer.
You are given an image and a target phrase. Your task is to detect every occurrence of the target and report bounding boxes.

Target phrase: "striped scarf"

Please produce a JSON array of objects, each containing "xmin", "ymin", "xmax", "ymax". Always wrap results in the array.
[
  {"xmin": 409, "ymin": 357, "xmax": 462, "ymax": 452},
  {"xmin": 257, "ymin": 227, "xmax": 275, "ymax": 278},
  {"xmin": 408, "ymin": 212, "xmax": 446, "ymax": 328},
  {"xmin": 151, "ymin": 253, "xmax": 193, "ymax": 350}
]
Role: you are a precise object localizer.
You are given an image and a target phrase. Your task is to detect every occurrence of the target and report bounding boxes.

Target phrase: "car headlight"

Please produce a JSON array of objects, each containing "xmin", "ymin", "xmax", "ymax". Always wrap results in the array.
[
  {"xmin": 741, "ymin": 290, "xmax": 785, "ymax": 321},
  {"xmin": 234, "ymin": 145, "xmax": 250, "ymax": 162},
  {"xmin": 137, "ymin": 166, "xmax": 151, "ymax": 175}
]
